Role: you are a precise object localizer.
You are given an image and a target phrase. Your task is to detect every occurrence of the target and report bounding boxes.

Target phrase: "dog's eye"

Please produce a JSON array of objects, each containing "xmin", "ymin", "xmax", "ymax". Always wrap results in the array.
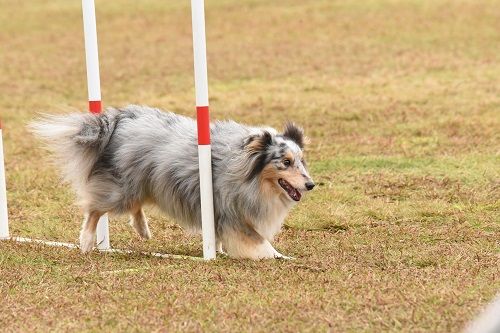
[{"xmin": 283, "ymin": 159, "xmax": 291, "ymax": 167}]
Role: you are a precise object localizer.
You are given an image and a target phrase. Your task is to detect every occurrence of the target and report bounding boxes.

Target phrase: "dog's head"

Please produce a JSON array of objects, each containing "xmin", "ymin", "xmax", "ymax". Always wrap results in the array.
[{"xmin": 244, "ymin": 122, "xmax": 314, "ymax": 202}]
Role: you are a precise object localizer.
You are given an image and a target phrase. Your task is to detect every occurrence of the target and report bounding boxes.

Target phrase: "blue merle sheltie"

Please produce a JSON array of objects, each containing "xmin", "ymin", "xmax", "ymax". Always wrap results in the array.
[{"xmin": 30, "ymin": 105, "xmax": 315, "ymax": 259}]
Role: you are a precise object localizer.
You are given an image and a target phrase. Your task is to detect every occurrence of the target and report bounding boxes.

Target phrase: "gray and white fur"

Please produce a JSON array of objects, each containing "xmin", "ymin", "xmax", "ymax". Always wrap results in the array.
[{"xmin": 30, "ymin": 105, "xmax": 314, "ymax": 259}]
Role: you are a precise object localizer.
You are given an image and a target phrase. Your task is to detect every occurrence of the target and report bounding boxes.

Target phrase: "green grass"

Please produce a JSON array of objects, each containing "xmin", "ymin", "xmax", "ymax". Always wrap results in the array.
[{"xmin": 0, "ymin": 0, "xmax": 499, "ymax": 331}]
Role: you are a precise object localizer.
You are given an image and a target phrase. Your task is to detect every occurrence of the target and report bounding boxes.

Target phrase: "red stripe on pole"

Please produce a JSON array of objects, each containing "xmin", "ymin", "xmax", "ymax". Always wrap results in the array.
[
  {"xmin": 196, "ymin": 106, "xmax": 210, "ymax": 145},
  {"xmin": 89, "ymin": 100, "xmax": 102, "ymax": 114}
]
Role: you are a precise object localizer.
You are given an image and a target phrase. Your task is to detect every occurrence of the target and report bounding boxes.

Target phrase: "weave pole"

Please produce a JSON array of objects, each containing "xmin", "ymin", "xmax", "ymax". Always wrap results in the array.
[
  {"xmin": 82, "ymin": 0, "xmax": 110, "ymax": 250},
  {"xmin": 191, "ymin": 0, "xmax": 216, "ymax": 260},
  {"xmin": 0, "ymin": 121, "xmax": 9, "ymax": 239}
]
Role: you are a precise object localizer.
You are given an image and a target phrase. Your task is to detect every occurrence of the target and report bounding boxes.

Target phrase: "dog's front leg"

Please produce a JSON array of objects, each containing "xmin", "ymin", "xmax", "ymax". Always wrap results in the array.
[
  {"xmin": 216, "ymin": 240, "xmax": 227, "ymax": 255},
  {"xmin": 220, "ymin": 221, "xmax": 290, "ymax": 260}
]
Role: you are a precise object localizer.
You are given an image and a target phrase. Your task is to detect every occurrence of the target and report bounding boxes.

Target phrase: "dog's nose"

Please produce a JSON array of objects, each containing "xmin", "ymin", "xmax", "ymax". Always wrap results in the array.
[{"xmin": 305, "ymin": 181, "xmax": 315, "ymax": 191}]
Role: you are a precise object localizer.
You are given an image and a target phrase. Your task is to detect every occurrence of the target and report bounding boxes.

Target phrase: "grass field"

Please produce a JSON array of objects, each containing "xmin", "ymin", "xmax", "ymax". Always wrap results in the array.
[{"xmin": 1, "ymin": 0, "xmax": 499, "ymax": 331}]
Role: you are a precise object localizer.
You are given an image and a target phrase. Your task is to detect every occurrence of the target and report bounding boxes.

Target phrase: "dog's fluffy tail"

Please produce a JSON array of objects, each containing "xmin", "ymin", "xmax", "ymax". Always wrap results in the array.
[{"xmin": 29, "ymin": 109, "xmax": 120, "ymax": 192}]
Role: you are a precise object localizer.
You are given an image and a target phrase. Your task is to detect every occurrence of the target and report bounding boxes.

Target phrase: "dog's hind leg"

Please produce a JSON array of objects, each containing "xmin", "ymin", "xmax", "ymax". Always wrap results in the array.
[
  {"xmin": 129, "ymin": 203, "xmax": 152, "ymax": 240},
  {"xmin": 80, "ymin": 211, "xmax": 104, "ymax": 253}
]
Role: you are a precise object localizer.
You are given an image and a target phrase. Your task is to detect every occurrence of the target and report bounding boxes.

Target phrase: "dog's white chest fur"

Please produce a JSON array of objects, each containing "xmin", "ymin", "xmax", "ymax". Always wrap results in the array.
[{"xmin": 255, "ymin": 197, "xmax": 293, "ymax": 241}]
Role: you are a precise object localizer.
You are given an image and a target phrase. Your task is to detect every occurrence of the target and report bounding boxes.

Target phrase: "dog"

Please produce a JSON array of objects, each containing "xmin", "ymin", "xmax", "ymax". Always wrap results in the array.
[{"xmin": 30, "ymin": 105, "xmax": 314, "ymax": 259}]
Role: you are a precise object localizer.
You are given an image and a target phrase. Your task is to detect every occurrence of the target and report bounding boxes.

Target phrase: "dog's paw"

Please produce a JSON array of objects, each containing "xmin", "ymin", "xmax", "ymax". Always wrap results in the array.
[
  {"xmin": 217, "ymin": 251, "xmax": 229, "ymax": 258},
  {"xmin": 79, "ymin": 232, "xmax": 95, "ymax": 253},
  {"xmin": 138, "ymin": 228, "xmax": 152, "ymax": 240},
  {"xmin": 217, "ymin": 248, "xmax": 227, "ymax": 255},
  {"xmin": 131, "ymin": 219, "xmax": 152, "ymax": 240},
  {"xmin": 216, "ymin": 241, "xmax": 226, "ymax": 254},
  {"xmin": 274, "ymin": 252, "xmax": 296, "ymax": 260}
]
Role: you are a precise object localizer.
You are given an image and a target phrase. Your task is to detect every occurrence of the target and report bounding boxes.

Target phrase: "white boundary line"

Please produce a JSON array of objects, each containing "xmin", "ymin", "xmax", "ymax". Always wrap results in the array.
[{"xmin": 1, "ymin": 237, "xmax": 203, "ymax": 261}]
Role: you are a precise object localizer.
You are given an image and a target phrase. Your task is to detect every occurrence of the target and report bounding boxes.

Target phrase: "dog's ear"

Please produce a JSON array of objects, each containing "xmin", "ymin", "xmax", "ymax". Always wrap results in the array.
[
  {"xmin": 244, "ymin": 131, "xmax": 273, "ymax": 153},
  {"xmin": 283, "ymin": 122, "xmax": 305, "ymax": 148},
  {"xmin": 243, "ymin": 131, "xmax": 274, "ymax": 181}
]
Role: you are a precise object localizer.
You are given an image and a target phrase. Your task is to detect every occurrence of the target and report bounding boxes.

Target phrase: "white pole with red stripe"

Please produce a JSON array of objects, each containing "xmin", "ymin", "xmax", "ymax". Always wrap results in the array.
[
  {"xmin": 191, "ymin": 0, "xmax": 216, "ymax": 260},
  {"xmin": 0, "ymin": 121, "xmax": 9, "ymax": 239},
  {"xmin": 82, "ymin": 0, "xmax": 110, "ymax": 250}
]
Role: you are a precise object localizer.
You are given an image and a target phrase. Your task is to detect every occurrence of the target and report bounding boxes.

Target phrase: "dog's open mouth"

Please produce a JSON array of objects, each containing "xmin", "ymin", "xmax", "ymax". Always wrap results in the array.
[{"xmin": 278, "ymin": 179, "xmax": 301, "ymax": 202}]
